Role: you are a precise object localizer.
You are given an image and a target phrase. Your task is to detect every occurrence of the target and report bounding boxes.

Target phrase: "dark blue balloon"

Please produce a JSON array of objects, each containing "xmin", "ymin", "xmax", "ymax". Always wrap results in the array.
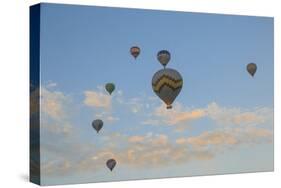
[
  {"xmin": 106, "ymin": 159, "xmax": 116, "ymax": 171},
  {"xmin": 92, "ymin": 119, "xmax": 103, "ymax": 133}
]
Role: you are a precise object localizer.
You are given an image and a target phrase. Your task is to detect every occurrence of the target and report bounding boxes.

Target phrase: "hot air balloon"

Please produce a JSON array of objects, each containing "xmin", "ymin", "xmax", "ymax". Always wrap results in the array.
[
  {"xmin": 152, "ymin": 68, "xmax": 183, "ymax": 109},
  {"xmin": 105, "ymin": 83, "xmax": 115, "ymax": 95},
  {"xmin": 106, "ymin": 159, "xmax": 116, "ymax": 171},
  {"xmin": 130, "ymin": 46, "xmax": 140, "ymax": 59},
  {"xmin": 92, "ymin": 119, "xmax": 103, "ymax": 133},
  {"xmin": 157, "ymin": 50, "xmax": 171, "ymax": 68},
  {"xmin": 247, "ymin": 63, "xmax": 257, "ymax": 77}
]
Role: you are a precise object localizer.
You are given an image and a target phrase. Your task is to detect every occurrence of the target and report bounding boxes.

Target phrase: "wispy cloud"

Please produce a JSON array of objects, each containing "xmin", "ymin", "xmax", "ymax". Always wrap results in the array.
[
  {"xmin": 41, "ymin": 124, "xmax": 273, "ymax": 176},
  {"xmin": 141, "ymin": 102, "xmax": 202, "ymax": 127},
  {"xmin": 127, "ymin": 98, "xmax": 144, "ymax": 113},
  {"xmin": 83, "ymin": 86, "xmax": 124, "ymax": 125},
  {"xmin": 41, "ymin": 131, "xmax": 214, "ymax": 176},
  {"xmin": 153, "ymin": 103, "xmax": 206, "ymax": 125},
  {"xmin": 45, "ymin": 81, "xmax": 58, "ymax": 88},
  {"xmin": 91, "ymin": 133, "xmax": 213, "ymax": 167},
  {"xmin": 128, "ymin": 135, "xmax": 145, "ymax": 143},
  {"xmin": 40, "ymin": 87, "xmax": 273, "ymax": 177},
  {"xmin": 84, "ymin": 90, "xmax": 111, "ymax": 109},
  {"xmin": 176, "ymin": 131, "xmax": 237, "ymax": 147},
  {"xmin": 176, "ymin": 127, "xmax": 272, "ymax": 149},
  {"xmin": 206, "ymin": 102, "xmax": 273, "ymax": 126},
  {"xmin": 95, "ymin": 112, "xmax": 119, "ymax": 123},
  {"xmin": 128, "ymin": 133, "xmax": 168, "ymax": 146},
  {"xmin": 41, "ymin": 87, "xmax": 70, "ymax": 120},
  {"xmin": 40, "ymin": 86, "xmax": 74, "ymax": 135},
  {"xmin": 142, "ymin": 102, "xmax": 273, "ymax": 129}
]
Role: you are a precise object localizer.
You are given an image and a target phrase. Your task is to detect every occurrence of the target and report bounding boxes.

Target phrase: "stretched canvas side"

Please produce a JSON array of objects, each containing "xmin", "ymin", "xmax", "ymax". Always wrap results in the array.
[{"xmin": 30, "ymin": 4, "xmax": 41, "ymax": 185}]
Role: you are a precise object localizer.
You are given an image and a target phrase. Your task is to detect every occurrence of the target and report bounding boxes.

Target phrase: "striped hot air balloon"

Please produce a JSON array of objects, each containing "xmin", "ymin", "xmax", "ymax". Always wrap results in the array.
[{"xmin": 152, "ymin": 68, "xmax": 183, "ymax": 109}]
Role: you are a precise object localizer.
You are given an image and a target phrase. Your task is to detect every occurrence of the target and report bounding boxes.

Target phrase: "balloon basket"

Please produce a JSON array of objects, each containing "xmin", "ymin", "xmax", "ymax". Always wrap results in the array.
[{"xmin": 166, "ymin": 105, "xmax": 172, "ymax": 109}]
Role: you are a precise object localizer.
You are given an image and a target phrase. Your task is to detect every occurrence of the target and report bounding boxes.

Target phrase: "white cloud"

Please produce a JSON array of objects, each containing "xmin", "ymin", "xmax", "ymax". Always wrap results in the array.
[
  {"xmin": 83, "ymin": 90, "xmax": 111, "ymax": 109},
  {"xmin": 45, "ymin": 81, "xmax": 57, "ymax": 88},
  {"xmin": 42, "ymin": 160, "xmax": 72, "ymax": 176},
  {"xmin": 141, "ymin": 102, "xmax": 206, "ymax": 128},
  {"xmin": 106, "ymin": 116, "xmax": 120, "ymax": 122},
  {"xmin": 142, "ymin": 102, "xmax": 273, "ymax": 129},
  {"xmin": 41, "ymin": 87, "xmax": 70, "ymax": 120},
  {"xmin": 128, "ymin": 135, "xmax": 145, "ymax": 143},
  {"xmin": 42, "ymin": 120, "xmax": 73, "ymax": 135},
  {"xmin": 177, "ymin": 130, "xmax": 238, "ymax": 147},
  {"xmin": 121, "ymin": 94, "xmax": 158, "ymax": 114},
  {"xmin": 40, "ymin": 88, "xmax": 273, "ymax": 177},
  {"xmin": 141, "ymin": 119, "xmax": 161, "ymax": 126},
  {"xmin": 176, "ymin": 127, "xmax": 272, "ymax": 149},
  {"xmin": 127, "ymin": 97, "xmax": 145, "ymax": 113},
  {"xmin": 154, "ymin": 103, "xmax": 206, "ymax": 125},
  {"xmin": 206, "ymin": 102, "xmax": 273, "ymax": 126},
  {"xmin": 94, "ymin": 111, "xmax": 119, "ymax": 124},
  {"xmin": 41, "ymin": 123, "xmax": 273, "ymax": 177},
  {"xmin": 83, "ymin": 87, "xmax": 124, "ymax": 125},
  {"xmin": 41, "ymin": 130, "xmax": 213, "ymax": 176},
  {"xmin": 40, "ymin": 86, "xmax": 74, "ymax": 136},
  {"xmin": 128, "ymin": 133, "xmax": 168, "ymax": 146}
]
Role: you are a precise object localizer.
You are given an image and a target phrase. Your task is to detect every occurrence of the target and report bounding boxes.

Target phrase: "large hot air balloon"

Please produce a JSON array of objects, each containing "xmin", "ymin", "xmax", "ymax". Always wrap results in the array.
[
  {"xmin": 106, "ymin": 159, "xmax": 116, "ymax": 171},
  {"xmin": 105, "ymin": 83, "xmax": 115, "ymax": 95},
  {"xmin": 152, "ymin": 68, "xmax": 183, "ymax": 109},
  {"xmin": 247, "ymin": 63, "xmax": 257, "ymax": 77},
  {"xmin": 92, "ymin": 119, "xmax": 103, "ymax": 133},
  {"xmin": 157, "ymin": 50, "xmax": 171, "ymax": 68},
  {"xmin": 130, "ymin": 46, "xmax": 140, "ymax": 59}
]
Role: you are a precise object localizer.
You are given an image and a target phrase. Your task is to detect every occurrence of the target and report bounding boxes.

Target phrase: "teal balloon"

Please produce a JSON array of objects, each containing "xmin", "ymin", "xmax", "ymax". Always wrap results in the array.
[{"xmin": 105, "ymin": 83, "xmax": 115, "ymax": 95}]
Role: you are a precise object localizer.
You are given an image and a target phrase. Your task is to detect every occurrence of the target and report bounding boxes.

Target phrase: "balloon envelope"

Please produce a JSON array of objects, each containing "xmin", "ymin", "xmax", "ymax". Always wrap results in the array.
[
  {"xmin": 247, "ymin": 63, "xmax": 257, "ymax": 77},
  {"xmin": 92, "ymin": 119, "xmax": 103, "ymax": 133},
  {"xmin": 105, "ymin": 83, "xmax": 115, "ymax": 95},
  {"xmin": 157, "ymin": 50, "xmax": 171, "ymax": 67},
  {"xmin": 152, "ymin": 68, "xmax": 183, "ymax": 109},
  {"xmin": 130, "ymin": 46, "xmax": 140, "ymax": 59},
  {"xmin": 106, "ymin": 159, "xmax": 116, "ymax": 171}
]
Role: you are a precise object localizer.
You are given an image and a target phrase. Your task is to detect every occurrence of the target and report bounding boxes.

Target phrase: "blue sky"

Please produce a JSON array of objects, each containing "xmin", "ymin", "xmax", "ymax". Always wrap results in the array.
[{"xmin": 35, "ymin": 3, "xmax": 273, "ymax": 185}]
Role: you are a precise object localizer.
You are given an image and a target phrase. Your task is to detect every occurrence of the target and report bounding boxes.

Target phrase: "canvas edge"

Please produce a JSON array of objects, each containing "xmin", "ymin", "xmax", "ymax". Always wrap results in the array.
[{"xmin": 29, "ymin": 3, "xmax": 41, "ymax": 186}]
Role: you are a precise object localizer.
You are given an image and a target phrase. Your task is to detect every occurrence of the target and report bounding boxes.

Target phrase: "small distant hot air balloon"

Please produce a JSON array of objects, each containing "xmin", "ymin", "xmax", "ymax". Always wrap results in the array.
[
  {"xmin": 92, "ymin": 119, "xmax": 103, "ymax": 133},
  {"xmin": 130, "ymin": 46, "xmax": 140, "ymax": 59},
  {"xmin": 152, "ymin": 68, "xmax": 183, "ymax": 109},
  {"xmin": 247, "ymin": 63, "xmax": 257, "ymax": 77},
  {"xmin": 105, "ymin": 83, "xmax": 115, "ymax": 95},
  {"xmin": 106, "ymin": 159, "xmax": 116, "ymax": 171},
  {"xmin": 157, "ymin": 50, "xmax": 171, "ymax": 68}
]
